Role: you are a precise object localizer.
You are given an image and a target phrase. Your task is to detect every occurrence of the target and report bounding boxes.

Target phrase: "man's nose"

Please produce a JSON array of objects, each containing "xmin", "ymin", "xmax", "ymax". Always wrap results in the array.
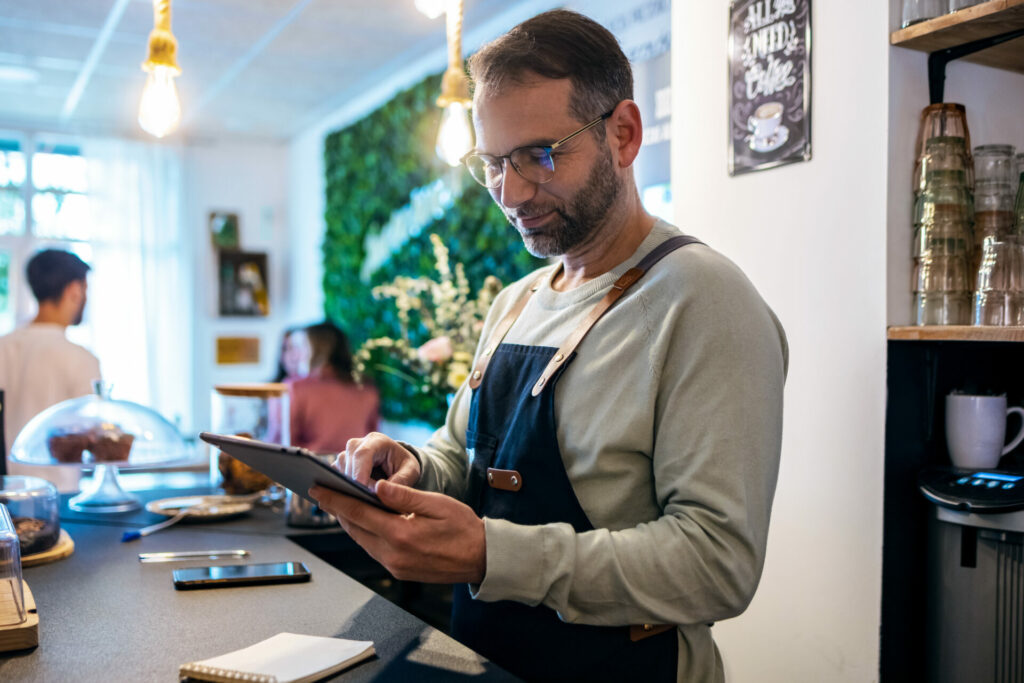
[{"xmin": 497, "ymin": 159, "xmax": 537, "ymax": 209}]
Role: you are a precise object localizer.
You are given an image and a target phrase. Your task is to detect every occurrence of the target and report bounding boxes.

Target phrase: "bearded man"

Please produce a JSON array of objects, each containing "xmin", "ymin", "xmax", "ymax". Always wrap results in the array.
[{"xmin": 313, "ymin": 10, "xmax": 788, "ymax": 682}]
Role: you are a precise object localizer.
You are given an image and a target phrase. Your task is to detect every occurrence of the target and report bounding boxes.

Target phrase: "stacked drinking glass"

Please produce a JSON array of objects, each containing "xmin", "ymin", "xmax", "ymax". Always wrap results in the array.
[
  {"xmin": 1016, "ymin": 156, "xmax": 1024, "ymax": 232},
  {"xmin": 971, "ymin": 145, "xmax": 1023, "ymax": 326},
  {"xmin": 901, "ymin": 0, "xmax": 988, "ymax": 29},
  {"xmin": 973, "ymin": 237, "xmax": 1023, "ymax": 325},
  {"xmin": 913, "ymin": 104, "xmax": 974, "ymax": 326},
  {"xmin": 974, "ymin": 145, "xmax": 1017, "ymax": 247}
]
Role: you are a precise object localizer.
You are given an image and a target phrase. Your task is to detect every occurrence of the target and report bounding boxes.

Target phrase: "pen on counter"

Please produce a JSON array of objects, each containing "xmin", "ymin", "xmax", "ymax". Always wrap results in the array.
[
  {"xmin": 121, "ymin": 505, "xmax": 199, "ymax": 542},
  {"xmin": 138, "ymin": 549, "xmax": 251, "ymax": 563}
]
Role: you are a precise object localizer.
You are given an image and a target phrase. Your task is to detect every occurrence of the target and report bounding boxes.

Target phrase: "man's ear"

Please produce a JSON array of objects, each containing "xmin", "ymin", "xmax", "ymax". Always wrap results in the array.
[
  {"xmin": 62, "ymin": 280, "xmax": 85, "ymax": 306},
  {"xmin": 606, "ymin": 100, "xmax": 644, "ymax": 169}
]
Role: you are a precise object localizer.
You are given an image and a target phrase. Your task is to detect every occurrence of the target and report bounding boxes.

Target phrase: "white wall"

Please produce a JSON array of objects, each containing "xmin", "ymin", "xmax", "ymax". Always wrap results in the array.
[
  {"xmin": 672, "ymin": 3, "xmax": 890, "ymax": 681},
  {"xmin": 182, "ymin": 141, "xmax": 291, "ymax": 433}
]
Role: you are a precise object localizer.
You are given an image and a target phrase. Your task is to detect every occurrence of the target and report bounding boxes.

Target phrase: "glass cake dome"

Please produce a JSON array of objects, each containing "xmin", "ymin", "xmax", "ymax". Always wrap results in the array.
[{"xmin": 10, "ymin": 383, "xmax": 196, "ymax": 512}]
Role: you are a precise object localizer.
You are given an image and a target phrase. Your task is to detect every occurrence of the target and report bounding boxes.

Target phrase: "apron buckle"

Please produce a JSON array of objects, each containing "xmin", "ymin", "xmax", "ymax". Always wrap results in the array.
[
  {"xmin": 629, "ymin": 624, "xmax": 674, "ymax": 642},
  {"xmin": 486, "ymin": 468, "xmax": 523, "ymax": 492}
]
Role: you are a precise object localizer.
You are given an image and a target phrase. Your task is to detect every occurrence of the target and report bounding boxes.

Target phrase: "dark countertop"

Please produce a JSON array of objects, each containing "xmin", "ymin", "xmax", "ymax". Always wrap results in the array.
[
  {"xmin": 59, "ymin": 485, "xmax": 339, "ymax": 536},
  {"xmin": 3, "ymin": 482, "xmax": 517, "ymax": 681}
]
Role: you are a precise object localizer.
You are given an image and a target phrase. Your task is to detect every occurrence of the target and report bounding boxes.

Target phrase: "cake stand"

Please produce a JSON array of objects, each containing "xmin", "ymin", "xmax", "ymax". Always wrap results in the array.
[{"xmin": 9, "ymin": 385, "xmax": 196, "ymax": 513}]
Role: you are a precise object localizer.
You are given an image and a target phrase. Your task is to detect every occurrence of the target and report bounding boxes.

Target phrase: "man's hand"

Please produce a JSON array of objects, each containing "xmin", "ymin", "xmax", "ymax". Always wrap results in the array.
[
  {"xmin": 336, "ymin": 432, "xmax": 421, "ymax": 487},
  {"xmin": 309, "ymin": 480, "xmax": 486, "ymax": 584}
]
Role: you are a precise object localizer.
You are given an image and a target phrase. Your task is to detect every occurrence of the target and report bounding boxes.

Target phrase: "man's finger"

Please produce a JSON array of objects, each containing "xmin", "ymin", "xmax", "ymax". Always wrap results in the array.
[
  {"xmin": 309, "ymin": 485, "xmax": 396, "ymax": 532},
  {"xmin": 348, "ymin": 446, "xmax": 374, "ymax": 486},
  {"xmin": 375, "ymin": 480, "xmax": 448, "ymax": 518},
  {"xmin": 388, "ymin": 454, "xmax": 420, "ymax": 487}
]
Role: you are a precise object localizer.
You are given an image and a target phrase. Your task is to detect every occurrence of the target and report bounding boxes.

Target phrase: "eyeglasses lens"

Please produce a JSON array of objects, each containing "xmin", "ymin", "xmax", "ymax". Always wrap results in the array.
[
  {"xmin": 465, "ymin": 155, "xmax": 502, "ymax": 188},
  {"xmin": 465, "ymin": 147, "xmax": 555, "ymax": 188}
]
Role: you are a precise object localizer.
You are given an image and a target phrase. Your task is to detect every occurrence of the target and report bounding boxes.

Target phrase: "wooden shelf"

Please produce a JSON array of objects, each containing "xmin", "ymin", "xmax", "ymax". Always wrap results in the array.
[
  {"xmin": 888, "ymin": 325, "xmax": 1024, "ymax": 341},
  {"xmin": 891, "ymin": 0, "xmax": 1024, "ymax": 75}
]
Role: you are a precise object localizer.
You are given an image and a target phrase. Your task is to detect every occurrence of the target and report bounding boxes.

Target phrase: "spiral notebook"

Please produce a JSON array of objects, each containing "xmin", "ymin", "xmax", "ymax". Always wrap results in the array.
[{"xmin": 179, "ymin": 632, "xmax": 375, "ymax": 683}]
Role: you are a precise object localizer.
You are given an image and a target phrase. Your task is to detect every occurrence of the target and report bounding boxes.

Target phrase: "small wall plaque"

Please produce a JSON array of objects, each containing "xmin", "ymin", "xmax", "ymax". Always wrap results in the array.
[{"xmin": 216, "ymin": 337, "xmax": 260, "ymax": 365}]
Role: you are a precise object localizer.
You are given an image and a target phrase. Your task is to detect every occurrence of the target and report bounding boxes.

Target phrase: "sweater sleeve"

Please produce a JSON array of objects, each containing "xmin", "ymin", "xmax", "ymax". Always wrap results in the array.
[{"xmin": 470, "ymin": 252, "xmax": 788, "ymax": 627}]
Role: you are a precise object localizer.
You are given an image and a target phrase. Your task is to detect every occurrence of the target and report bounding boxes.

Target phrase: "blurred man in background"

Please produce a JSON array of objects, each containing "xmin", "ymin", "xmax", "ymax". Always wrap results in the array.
[{"xmin": 0, "ymin": 249, "xmax": 101, "ymax": 489}]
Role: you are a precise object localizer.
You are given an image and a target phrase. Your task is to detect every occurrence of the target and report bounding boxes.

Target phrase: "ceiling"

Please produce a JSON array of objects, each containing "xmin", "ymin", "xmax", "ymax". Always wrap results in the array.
[{"xmin": 0, "ymin": 0, "xmax": 531, "ymax": 143}]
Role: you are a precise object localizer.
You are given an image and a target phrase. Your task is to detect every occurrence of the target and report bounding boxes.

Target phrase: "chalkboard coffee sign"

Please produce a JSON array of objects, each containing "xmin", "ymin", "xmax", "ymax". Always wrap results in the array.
[{"xmin": 728, "ymin": 0, "xmax": 812, "ymax": 175}]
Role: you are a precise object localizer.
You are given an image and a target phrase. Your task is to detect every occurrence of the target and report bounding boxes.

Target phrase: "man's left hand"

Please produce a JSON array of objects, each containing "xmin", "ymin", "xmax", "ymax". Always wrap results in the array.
[{"xmin": 309, "ymin": 480, "xmax": 486, "ymax": 584}]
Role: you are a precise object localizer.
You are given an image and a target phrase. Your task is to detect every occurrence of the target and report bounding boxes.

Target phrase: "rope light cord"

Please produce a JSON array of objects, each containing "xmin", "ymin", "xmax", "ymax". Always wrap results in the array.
[
  {"xmin": 143, "ymin": 0, "xmax": 180, "ymax": 73},
  {"xmin": 446, "ymin": 0, "xmax": 462, "ymax": 71},
  {"xmin": 437, "ymin": 0, "xmax": 470, "ymax": 107}
]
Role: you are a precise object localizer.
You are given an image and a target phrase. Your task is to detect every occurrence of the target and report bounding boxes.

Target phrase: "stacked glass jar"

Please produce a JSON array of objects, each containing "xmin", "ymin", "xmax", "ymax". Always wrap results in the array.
[
  {"xmin": 913, "ymin": 104, "xmax": 974, "ymax": 326},
  {"xmin": 971, "ymin": 145, "xmax": 1023, "ymax": 326}
]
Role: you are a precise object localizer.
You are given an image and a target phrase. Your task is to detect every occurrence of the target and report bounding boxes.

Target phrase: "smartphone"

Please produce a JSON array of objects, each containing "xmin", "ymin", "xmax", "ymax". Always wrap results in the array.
[{"xmin": 172, "ymin": 562, "xmax": 311, "ymax": 590}]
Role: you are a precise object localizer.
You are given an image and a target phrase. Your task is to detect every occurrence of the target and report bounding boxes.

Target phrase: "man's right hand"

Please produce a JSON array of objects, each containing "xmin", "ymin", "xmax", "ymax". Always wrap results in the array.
[{"xmin": 336, "ymin": 432, "xmax": 421, "ymax": 488}]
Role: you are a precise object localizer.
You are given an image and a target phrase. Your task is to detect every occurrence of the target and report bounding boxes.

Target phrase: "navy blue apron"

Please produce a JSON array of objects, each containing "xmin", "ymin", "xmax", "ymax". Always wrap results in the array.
[{"xmin": 451, "ymin": 236, "xmax": 700, "ymax": 682}]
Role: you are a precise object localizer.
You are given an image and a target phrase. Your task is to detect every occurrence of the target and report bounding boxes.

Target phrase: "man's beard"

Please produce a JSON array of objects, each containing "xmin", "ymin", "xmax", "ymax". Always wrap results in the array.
[
  {"xmin": 72, "ymin": 301, "xmax": 85, "ymax": 325},
  {"xmin": 504, "ymin": 147, "xmax": 621, "ymax": 259}
]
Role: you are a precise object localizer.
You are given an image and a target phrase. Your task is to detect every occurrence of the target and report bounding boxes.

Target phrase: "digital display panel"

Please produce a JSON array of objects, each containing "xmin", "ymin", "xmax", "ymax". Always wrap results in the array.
[{"xmin": 975, "ymin": 472, "xmax": 1023, "ymax": 482}]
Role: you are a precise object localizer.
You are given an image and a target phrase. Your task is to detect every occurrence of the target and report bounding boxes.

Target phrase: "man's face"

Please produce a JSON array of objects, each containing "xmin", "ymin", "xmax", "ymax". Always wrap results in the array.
[
  {"xmin": 472, "ymin": 78, "xmax": 620, "ymax": 258},
  {"xmin": 70, "ymin": 279, "xmax": 87, "ymax": 325}
]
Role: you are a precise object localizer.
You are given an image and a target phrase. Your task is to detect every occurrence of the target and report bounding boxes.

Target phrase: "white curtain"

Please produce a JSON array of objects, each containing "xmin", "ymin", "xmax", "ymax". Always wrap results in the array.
[{"xmin": 80, "ymin": 138, "xmax": 193, "ymax": 431}]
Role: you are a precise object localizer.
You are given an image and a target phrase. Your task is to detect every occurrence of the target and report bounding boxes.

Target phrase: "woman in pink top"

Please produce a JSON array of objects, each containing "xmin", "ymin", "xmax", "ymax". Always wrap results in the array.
[{"xmin": 288, "ymin": 321, "xmax": 379, "ymax": 455}]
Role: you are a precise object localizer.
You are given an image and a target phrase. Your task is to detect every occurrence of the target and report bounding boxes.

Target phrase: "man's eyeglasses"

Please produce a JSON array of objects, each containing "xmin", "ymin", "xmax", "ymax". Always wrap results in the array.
[{"xmin": 461, "ymin": 110, "xmax": 614, "ymax": 189}]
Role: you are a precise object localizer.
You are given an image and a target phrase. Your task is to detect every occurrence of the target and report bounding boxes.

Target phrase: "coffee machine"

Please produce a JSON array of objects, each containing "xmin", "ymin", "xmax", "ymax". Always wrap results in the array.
[{"xmin": 919, "ymin": 466, "xmax": 1024, "ymax": 682}]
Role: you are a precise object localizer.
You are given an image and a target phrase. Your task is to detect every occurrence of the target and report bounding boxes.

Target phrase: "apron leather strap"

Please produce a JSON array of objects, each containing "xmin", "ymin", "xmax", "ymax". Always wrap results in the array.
[
  {"xmin": 531, "ymin": 234, "xmax": 700, "ymax": 397},
  {"xmin": 469, "ymin": 274, "xmax": 547, "ymax": 390}
]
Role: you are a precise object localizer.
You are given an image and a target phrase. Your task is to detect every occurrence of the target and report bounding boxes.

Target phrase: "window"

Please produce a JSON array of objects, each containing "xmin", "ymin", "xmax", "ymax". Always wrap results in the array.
[
  {"xmin": 0, "ymin": 133, "xmax": 93, "ymax": 338},
  {"xmin": 31, "ymin": 145, "xmax": 90, "ymax": 241},
  {"xmin": 0, "ymin": 140, "xmax": 26, "ymax": 236}
]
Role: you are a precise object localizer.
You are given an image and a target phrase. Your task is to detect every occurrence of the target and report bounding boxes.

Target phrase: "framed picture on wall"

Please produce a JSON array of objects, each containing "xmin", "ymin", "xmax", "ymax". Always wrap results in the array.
[
  {"xmin": 219, "ymin": 251, "xmax": 269, "ymax": 317},
  {"xmin": 209, "ymin": 211, "xmax": 240, "ymax": 250},
  {"xmin": 728, "ymin": 0, "xmax": 812, "ymax": 175}
]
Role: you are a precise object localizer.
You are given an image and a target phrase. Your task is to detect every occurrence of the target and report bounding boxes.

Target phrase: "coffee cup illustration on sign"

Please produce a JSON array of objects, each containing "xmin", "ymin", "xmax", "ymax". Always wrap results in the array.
[{"xmin": 747, "ymin": 101, "xmax": 790, "ymax": 153}]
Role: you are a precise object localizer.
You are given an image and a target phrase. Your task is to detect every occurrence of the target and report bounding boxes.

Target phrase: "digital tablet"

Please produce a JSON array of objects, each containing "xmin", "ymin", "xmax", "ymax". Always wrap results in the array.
[{"xmin": 199, "ymin": 432, "xmax": 396, "ymax": 513}]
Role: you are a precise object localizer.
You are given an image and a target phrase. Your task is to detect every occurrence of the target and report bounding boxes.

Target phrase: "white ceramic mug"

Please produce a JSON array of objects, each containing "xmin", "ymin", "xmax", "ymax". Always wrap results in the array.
[
  {"xmin": 945, "ymin": 393, "xmax": 1024, "ymax": 469},
  {"xmin": 748, "ymin": 101, "xmax": 784, "ymax": 141}
]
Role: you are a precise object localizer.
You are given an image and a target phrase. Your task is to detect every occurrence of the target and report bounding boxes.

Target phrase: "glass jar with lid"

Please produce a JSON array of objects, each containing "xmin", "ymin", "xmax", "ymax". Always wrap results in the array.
[
  {"xmin": 210, "ymin": 384, "xmax": 289, "ymax": 493},
  {"xmin": 0, "ymin": 476, "xmax": 59, "ymax": 556},
  {"xmin": 9, "ymin": 383, "xmax": 195, "ymax": 512}
]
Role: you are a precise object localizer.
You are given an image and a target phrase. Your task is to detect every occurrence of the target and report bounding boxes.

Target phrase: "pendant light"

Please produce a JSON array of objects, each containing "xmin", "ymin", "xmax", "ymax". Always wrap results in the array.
[
  {"xmin": 138, "ymin": 0, "xmax": 182, "ymax": 138},
  {"xmin": 415, "ymin": 0, "xmax": 448, "ymax": 20},
  {"xmin": 430, "ymin": 0, "xmax": 474, "ymax": 167}
]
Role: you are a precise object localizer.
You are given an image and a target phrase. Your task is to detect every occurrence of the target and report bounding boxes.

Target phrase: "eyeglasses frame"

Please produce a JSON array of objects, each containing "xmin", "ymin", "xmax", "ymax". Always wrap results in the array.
[{"xmin": 461, "ymin": 109, "xmax": 615, "ymax": 189}]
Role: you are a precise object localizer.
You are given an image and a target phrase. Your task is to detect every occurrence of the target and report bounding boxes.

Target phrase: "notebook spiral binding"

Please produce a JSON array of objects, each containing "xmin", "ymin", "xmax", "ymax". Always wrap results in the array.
[{"xmin": 180, "ymin": 664, "xmax": 277, "ymax": 682}]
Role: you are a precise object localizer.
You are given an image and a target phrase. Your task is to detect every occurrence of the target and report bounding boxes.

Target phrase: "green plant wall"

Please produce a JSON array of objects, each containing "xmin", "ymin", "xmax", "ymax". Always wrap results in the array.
[{"xmin": 322, "ymin": 72, "xmax": 544, "ymax": 425}]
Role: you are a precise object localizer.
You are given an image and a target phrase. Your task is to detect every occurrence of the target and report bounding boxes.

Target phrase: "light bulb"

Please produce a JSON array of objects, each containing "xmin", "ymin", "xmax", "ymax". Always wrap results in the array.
[
  {"xmin": 436, "ymin": 102, "xmax": 473, "ymax": 167},
  {"xmin": 415, "ymin": 0, "xmax": 449, "ymax": 19},
  {"xmin": 138, "ymin": 65, "xmax": 181, "ymax": 138}
]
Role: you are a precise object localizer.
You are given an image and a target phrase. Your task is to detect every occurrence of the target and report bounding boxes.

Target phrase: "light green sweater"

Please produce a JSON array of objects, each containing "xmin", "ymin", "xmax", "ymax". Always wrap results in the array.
[{"xmin": 413, "ymin": 220, "xmax": 788, "ymax": 682}]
